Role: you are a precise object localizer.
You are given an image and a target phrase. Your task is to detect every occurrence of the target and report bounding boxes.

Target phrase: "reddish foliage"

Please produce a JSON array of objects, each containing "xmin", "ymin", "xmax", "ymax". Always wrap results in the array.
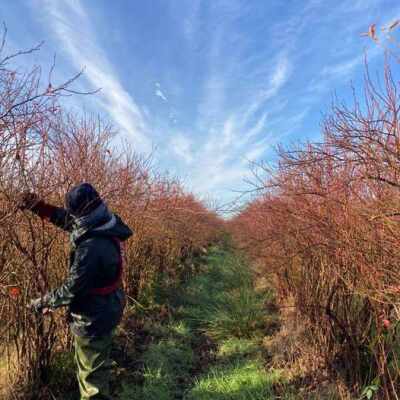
[{"xmin": 228, "ymin": 30, "xmax": 400, "ymax": 398}]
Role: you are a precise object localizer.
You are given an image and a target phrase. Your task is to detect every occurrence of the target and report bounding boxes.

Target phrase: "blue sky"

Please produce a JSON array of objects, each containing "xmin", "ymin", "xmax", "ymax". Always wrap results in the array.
[{"xmin": 1, "ymin": 0, "xmax": 399, "ymax": 206}]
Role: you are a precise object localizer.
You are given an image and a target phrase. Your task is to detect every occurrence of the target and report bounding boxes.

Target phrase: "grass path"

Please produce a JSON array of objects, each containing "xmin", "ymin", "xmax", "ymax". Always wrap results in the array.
[{"xmin": 115, "ymin": 247, "xmax": 282, "ymax": 399}]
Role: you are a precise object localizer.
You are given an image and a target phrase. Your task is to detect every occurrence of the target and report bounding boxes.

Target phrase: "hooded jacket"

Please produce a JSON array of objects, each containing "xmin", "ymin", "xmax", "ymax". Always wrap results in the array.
[{"xmin": 35, "ymin": 203, "xmax": 133, "ymax": 337}]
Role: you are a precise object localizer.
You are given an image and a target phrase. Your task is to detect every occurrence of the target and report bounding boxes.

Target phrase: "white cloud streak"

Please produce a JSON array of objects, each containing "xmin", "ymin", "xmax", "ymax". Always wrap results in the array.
[
  {"xmin": 155, "ymin": 89, "xmax": 168, "ymax": 102},
  {"xmin": 39, "ymin": 0, "xmax": 152, "ymax": 152},
  {"xmin": 163, "ymin": 2, "xmax": 300, "ymax": 204}
]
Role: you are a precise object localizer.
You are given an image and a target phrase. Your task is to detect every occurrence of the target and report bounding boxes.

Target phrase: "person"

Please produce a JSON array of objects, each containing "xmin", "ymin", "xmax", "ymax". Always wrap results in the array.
[{"xmin": 18, "ymin": 183, "xmax": 133, "ymax": 400}]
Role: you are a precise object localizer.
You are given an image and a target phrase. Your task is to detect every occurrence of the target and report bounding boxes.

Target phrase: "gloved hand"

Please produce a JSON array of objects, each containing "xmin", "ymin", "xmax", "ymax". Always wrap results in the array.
[
  {"xmin": 28, "ymin": 297, "xmax": 51, "ymax": 315},
  {"xmin": 28, "ymin": 297, "xmax": 43, "ymax": 313},
  {"xmin": 17, "ymin": 192, "xmax": 39, "ymax": 210}
]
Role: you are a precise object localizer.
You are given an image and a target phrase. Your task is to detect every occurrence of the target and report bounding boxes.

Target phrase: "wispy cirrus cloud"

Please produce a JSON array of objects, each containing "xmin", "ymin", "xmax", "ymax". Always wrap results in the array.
[
  {"xmin": 39, "ymin": 0, "xmax": 152, "ymax": 152},
  {"xmin": 164, "ymin": 2, "xmax": 296, "ymax": 204}
]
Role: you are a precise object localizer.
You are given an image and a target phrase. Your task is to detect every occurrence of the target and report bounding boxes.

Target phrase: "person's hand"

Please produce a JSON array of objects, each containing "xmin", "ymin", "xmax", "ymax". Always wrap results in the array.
[
  {"xmin": 27, "ymin": 297, "xmax": 51, "ymax": 315},
  {"xmin": 28, "ymin": 297, "xmax": 42, "ymax": 313},
  {"xmin": 17, "ymin": 192, "xmax": 39, "ymax": 210}
]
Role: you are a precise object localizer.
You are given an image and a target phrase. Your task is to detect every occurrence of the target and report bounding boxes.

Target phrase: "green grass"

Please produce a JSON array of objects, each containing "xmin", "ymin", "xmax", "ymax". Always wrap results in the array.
[
  {"xmin": 187, "ymin": 360, "xmax": 280, "ymax": 400},
  {"xmin": 46, "ymin": 351, "xmax": 77, "ymax": 400},
  {"xmin": 218, "ymin": 338, "xmax": 261, "ymax": 362},
  {"xmin": 176, "ymin": 250, "xmax": 273, "ymax": 339},
  {"xmin": 121, "ymin": 247, "xmax": 282, "ymax": 400},
  {"xmin": 116, "ymin": 319, "xmax": 196, "ymax": 400},
  {"xmin": 186, "ymin": 335, "xmax": 281, "ymax": 400}
]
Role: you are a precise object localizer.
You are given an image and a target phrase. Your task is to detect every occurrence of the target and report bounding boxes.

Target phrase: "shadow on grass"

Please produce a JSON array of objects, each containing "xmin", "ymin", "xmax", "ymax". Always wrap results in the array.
[{"xmin": 116, "ymin": 319, "xmax": 197, "ymax": 400}]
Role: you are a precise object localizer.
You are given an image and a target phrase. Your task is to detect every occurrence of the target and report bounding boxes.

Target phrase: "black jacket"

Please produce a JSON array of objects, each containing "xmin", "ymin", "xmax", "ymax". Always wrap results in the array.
[{"xmin": 39, "ymin": 206, "xmax": 133, "ymax": 336}]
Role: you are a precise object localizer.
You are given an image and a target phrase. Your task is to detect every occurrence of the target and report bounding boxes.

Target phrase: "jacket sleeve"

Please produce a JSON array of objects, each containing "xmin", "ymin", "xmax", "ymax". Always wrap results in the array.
[
  {"xmin": 41, "ymin": 242, "xmax": 97, "ymax": 309},
  {"xmin": 49, "ymin": 207, "xmax": 74, "ymax": 232},
  {"xmin": 30, "ymin": 201, "xmax": 74, "ymax": 232}
]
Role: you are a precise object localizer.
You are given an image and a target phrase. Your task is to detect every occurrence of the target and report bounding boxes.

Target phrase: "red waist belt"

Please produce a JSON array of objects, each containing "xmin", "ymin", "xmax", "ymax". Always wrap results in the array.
[{"xmin": 90, "ymin": 238, "xmax": 124, "ymax": 296}]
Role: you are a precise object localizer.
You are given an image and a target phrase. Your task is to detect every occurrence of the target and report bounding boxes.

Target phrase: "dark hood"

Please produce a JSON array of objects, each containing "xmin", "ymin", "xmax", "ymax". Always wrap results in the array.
[{"xmin": 66, "ymin": 183, "xmax": 102, "ymax": 217}]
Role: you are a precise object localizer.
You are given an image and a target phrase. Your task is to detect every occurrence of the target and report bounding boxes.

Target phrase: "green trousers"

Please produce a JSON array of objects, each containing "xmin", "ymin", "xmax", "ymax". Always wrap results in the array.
[{"xmin": 74, "ymin": 332, "xmax": 114, "ymax": 400}]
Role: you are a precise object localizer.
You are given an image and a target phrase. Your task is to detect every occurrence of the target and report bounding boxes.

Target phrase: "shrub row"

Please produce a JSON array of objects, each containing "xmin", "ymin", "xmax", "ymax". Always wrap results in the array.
[
  {"xmin": 228, "ymin": 42, "xmax": 400, "ymax": 398},
  {"xmin": 0, "ymin": 35, "xmax": 223, "ymax": 398}
]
